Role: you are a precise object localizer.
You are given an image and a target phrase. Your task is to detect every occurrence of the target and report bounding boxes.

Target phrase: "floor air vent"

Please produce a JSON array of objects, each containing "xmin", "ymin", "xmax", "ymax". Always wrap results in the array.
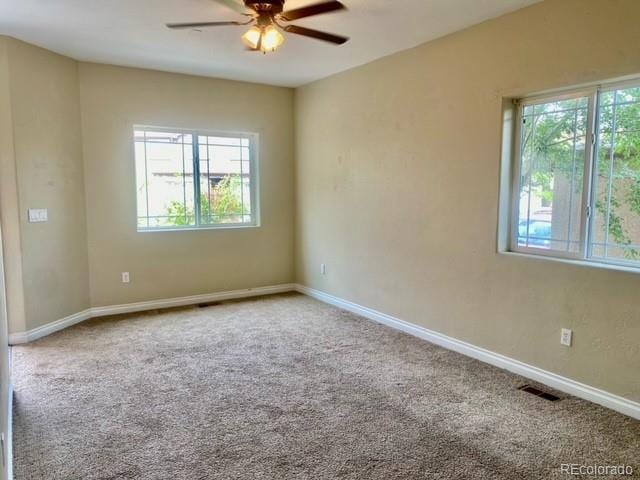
[
  {"xmin": 517, "ymin": 384, "xmax": 561, "ymax": 402},
  {"xmin": 198, "ymin": 302, "xmax": 221, "ymax": 308}
]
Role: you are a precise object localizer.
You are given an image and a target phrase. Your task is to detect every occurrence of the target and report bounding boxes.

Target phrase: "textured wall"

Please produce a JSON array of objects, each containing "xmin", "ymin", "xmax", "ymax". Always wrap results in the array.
[
  {"xmin": 295, "ymin": 0, "xmax": 640, "ymax": 402},
  {"xmin": 0, "ymin": 37, "xmax": 26, "ymax": 336},
  {"xmin": 6, "ymin": 39, "xmax": 90, "ymax": 331},
  {"xmin": 0, "ymin": 38, "xmax": 15, "ymax": 480},
  {"xmin": 78, "ymin": 64, "xmax": 295, "ymax": 307}
]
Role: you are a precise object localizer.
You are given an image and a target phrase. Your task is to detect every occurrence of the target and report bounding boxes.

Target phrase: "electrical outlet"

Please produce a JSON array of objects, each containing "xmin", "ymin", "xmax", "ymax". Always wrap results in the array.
[
  {"xmin": 320, "ymin": 263, "xmax": 326, "ymax": 275},
  {"xmin": 122, "ymin": 272, "xmax": 130, "ymax": 283},
  {"xmin": 560, "ymin": 328, "xmax": 572, "ymax": 347}
]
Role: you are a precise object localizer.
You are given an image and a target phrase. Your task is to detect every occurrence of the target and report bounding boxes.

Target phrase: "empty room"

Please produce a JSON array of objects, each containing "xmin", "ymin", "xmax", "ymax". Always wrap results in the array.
[{"xmin": 0, "ymin": 0, "xmax": 638, "ymax": 478}]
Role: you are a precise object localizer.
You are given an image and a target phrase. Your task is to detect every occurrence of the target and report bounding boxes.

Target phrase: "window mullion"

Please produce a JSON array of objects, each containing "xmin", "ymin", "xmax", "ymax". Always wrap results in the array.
[
  {"xmin": 193, "ymin": 134, "xmax": 201, "ymax": 226},
  {"xmin": 583, "ymin": 90, "xmax": 599, "ymax": 260}
]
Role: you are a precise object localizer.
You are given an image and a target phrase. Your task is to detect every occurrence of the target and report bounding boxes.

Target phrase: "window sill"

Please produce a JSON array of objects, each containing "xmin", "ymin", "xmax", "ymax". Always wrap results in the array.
[
  {"xmin": 499, "ymin": 250, "xmax": 640, "ymax": 275},
  {"xmin": 137, "ymin": 224, "xmax": 260, "ymax": 233}
]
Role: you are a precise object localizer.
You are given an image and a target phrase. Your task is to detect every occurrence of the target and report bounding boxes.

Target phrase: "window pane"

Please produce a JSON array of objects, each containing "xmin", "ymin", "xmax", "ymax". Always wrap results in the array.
[
  {"xmin": 134, "ymin": 130, "xmax": 195, "ymax": 228},
  {"xmin": 590, "ymin": 87, "xmax": 640, "ymax": 263},
  {"xmin": 517, "ymin": 97, "xmax": 589, "ymax": 253},
  {"xmin": 241, "ymin": 146, "xmax": 251, "ymax": 216},
  {"xmin": 135, "ymin": 141, "xmax": 148, "ymax": 225},
  {"xmin": 199, "ymin": 139, "xmax": 247, "ymax": 225}
]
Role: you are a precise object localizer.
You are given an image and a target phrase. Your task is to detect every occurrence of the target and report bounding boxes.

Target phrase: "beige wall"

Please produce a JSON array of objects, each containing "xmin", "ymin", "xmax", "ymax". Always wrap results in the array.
[
  {"xmin": 295, "ymin": 0, "xmax": 640, "ymax": 402},
  {"xmin": 0, "ymin": 37, "xmax": 90, "ymax": 333},
  {"xmin": 7, "ymin": 39, "xmax": 90, "ymax": 331},
  {"xmin": 0, "ymin": 38, "xmax": 14, "ymax": 480},
  {"xmin": 0, "ymin": 37, "xmax": 26, "ymax": 336},
  {"xmin": 78, "ymin": 64, "xmax": 295, "ymax": 307}
]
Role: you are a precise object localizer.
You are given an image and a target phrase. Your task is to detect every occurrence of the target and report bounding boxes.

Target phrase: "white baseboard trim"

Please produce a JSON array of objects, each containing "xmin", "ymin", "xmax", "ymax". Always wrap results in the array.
[
  {"xmin": 90, "ymin": 283, "xmax": 296, "ymax": 317},
  {"xmin": 8, "ymin": 283, "xmax": 296, "ymax": 345},
  {"xmin": 295, "ymin": 284, "xmax": 640, "ymax": 420},
  {"xmin": 8, "ymin": 309, "xmax": 92, "ymax": 345}
]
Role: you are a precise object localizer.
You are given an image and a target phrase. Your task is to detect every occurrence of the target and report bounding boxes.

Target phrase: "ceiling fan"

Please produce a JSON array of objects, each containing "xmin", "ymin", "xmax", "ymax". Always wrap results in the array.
[{"xmin": 167, "ymin": 0, "xmax": 349, "ymax": 53}]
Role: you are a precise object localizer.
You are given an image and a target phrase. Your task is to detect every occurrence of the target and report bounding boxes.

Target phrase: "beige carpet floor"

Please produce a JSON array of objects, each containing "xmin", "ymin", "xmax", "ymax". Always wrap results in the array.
[{"xmin": 11, "ymin": 293, "xmax": 640, "ymax": 479}]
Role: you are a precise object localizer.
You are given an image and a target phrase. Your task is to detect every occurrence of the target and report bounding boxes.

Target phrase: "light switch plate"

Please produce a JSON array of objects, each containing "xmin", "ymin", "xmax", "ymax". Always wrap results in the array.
[
  {"xmin": 28, "ymin": 208, "xmax": 48, "ymax": 223},
  {"xmin": 560, "ymin": 328, "xmax": 572, "ymax": 347}
]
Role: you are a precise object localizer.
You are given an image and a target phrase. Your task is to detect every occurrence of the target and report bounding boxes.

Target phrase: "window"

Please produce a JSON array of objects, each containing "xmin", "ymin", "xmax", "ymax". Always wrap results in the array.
[
  {"xmin": 509, "ymin": 79, "xmax": 640, "ymax": 269},
  {"xmin": 134, "ymin": 127, "xmax": 258, "ymax": 231}
]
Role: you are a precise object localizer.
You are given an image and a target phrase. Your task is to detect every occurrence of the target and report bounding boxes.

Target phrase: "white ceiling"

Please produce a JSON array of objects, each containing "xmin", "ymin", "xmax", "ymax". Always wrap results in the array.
[{"xmin": 0, "ymin": 0, "xmax": 540, "ymax": 87}]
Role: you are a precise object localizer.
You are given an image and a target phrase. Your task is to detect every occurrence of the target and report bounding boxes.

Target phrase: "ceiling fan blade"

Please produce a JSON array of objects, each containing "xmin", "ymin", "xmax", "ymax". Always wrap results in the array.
[
  {"xmin": 166, "ymin": 21, "xmax": 245, "ymax": 29},
  {"xmin": 280, "ymin": 1, "xmax": 346, "ymax": 21},
  {"xmin": 283, "ymin": 25, "xmax": 348, "ymax": 44},
  {"xmin": 213, "ymin": 0, "xmax": 249, "ymax": 14}
]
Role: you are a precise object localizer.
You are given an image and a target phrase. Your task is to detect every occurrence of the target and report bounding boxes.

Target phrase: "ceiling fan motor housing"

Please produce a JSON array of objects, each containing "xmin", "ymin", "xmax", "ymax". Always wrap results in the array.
[{"xmin": 245, "ymin": 1, "xmax": 285, "ymax": 15}]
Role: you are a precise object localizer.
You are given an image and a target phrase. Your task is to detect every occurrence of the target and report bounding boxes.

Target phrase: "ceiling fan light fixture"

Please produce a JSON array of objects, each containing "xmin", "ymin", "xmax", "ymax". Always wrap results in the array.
[
  {"xmin": 241, "ymin": 26, "xmax": 262, "ymax": 49},
  {"xmin": 261, "ymin": 25, "xmax": 284, "ymax": 51},
  {"xmin": 242, "ymin": 25, "xmax": 285, "ymax": 53}
]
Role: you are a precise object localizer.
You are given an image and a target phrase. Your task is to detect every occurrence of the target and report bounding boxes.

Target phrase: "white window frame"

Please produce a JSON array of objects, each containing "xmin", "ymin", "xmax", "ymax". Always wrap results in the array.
[
  {"xmin": 133, "ymin": 126, "xmax": 260, "ymax": 232},
  {"xmin": 507, "ymin": 77, "xmax": 640, "ymax": 271}
]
